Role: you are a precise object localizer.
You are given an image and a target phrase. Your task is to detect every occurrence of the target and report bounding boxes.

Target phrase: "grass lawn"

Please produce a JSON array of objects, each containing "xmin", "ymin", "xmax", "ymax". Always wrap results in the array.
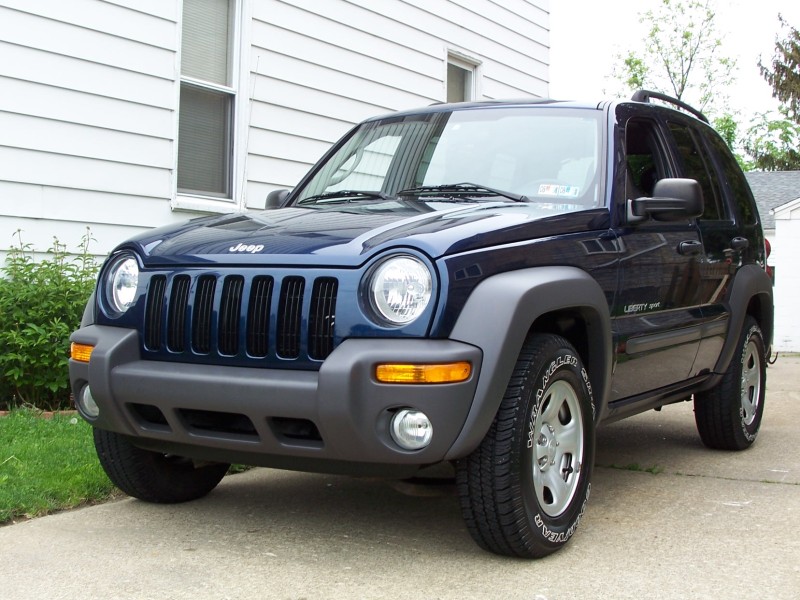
[{"xmin": 0, "ymin": 409, "xmax": 116, "ymax": 524}]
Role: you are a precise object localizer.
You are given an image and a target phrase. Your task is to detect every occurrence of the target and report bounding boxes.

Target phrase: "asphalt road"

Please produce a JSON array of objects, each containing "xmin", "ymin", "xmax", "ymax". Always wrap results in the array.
[{"xmin": 2, "ymin": 356, "xmax": 798, "ymax": 600}]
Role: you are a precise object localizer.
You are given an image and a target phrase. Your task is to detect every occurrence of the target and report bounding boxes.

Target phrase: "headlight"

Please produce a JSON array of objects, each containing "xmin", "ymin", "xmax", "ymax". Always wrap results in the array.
[
  {"xmin": 367, "ymin": 255, "xmax": 432, "ymax": 325},
  {"xmin": 105, "ymin": 254, "xmax": 139, "ymax": 315}
]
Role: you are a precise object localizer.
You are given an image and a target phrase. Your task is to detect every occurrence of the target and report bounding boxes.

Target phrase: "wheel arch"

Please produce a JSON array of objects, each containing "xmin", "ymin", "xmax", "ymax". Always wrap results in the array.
[
  {"xmin": 444, "ymin": 266, "xmax": 613, "ymax": 460},
  {"xmin": 713, "ymin": 264, "xmax": 773, "ymax": 375}
]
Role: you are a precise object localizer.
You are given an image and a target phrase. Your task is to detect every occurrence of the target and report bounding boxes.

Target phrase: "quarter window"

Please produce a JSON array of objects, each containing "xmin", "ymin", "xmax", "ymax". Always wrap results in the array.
[{"xmin": 178, "ymin": 0, "xmax": 235, "ymax": 198}]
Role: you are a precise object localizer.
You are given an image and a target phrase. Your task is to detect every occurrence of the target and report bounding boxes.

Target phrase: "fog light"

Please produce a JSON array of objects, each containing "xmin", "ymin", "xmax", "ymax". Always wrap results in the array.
[
  {"xmin": 78, "ymin": 385, "xmax": 100, "ymax": 419},
  {"xmin": 390, "ymin": 409, "xmax": 432, "ymax": 450}
]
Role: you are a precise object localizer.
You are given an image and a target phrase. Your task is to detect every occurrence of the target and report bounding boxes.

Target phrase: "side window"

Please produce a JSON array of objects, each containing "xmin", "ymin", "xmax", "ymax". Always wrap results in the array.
[
  {"xmin": 624, "ymin": 118, "xmax": 668, "ymax": 199},
  {"xmin": 667, "ymin": 122, "xmax": 725, "ymax": 220},
  {"xmin": 704, "ymin": 133, "xmax": 758, "ymax": 224}
]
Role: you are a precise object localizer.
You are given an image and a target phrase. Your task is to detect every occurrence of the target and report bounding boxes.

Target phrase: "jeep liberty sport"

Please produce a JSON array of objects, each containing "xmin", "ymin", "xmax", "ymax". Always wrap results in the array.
[{"xmin": 69, "ymin": 91, "xmax": 773, "ymax": 558}]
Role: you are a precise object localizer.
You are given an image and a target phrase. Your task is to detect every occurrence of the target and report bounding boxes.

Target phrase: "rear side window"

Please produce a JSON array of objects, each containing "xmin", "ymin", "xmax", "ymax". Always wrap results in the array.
[
  {"xmin": 667, "ymin": 122, "xmax": 725, "ymax": 220},
  {"xmin": 703, "ymin": 133, "xmax": 758, "ymax": 225}
]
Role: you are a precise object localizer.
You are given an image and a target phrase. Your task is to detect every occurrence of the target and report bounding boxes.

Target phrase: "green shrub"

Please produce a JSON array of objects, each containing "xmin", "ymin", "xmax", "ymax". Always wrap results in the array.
[{"xmin": 0, "ymin": 230, "xmax": 98, "ymax": 410}]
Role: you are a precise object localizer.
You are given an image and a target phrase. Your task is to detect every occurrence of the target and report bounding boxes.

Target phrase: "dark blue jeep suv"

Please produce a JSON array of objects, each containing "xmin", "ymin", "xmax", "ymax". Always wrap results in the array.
[{"xmin": 69, "ymin": 91, "xmax": 773, "ymax": 558}]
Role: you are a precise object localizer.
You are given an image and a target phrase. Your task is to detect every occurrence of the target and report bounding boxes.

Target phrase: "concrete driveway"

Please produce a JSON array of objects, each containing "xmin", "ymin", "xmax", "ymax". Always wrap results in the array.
[{"xmin": 2, "ymin": 357, "xmax": 799, "ymax": 600}]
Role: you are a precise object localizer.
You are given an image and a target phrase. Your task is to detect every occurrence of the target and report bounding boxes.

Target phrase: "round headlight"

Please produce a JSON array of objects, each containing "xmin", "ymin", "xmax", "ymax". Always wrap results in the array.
[
  {"xmin": 368, "ymin": 255, "xmax": 432, "ymax": 325},
  {"xmin": 105, "ymin": 254, "xmax": 139, "ymax": 315}
]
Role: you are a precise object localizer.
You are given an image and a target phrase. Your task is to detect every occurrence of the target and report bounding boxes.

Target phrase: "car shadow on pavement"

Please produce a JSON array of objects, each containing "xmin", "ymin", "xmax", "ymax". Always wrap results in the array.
[{"xmin": 115, "ymin": 409, "xmax": 708, "ymax": 560}]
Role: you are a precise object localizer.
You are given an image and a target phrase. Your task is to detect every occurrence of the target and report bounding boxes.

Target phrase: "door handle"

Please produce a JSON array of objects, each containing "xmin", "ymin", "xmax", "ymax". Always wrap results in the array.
[
  {"xmin": 678, "ymin": 240, "xmax": 703, "ymax": 255},
  {"xmin": 731, "ymin": 237, "xmax": 749, "ymax": 251}
]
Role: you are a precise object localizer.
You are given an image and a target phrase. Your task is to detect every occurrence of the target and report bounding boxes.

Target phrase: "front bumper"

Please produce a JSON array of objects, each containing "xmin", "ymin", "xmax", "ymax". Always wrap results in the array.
[{"xmin": 69, "ymin": 325, "xmax": 482, "ymax": 474}]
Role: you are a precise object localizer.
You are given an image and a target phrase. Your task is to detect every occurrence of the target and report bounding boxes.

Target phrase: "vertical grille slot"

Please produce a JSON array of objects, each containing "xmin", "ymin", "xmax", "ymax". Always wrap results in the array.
[
  {"xmin": 167, "ymin": 275, "xmax": 190, "ymax": 352},
  {"xmin": 192, "ymin": 275, "xmax": 217, "ymax": 354},
  {"xmin": 246, "ymin": 276, "xmax": 273, "ymax": 357},
  {"xmin": 218, "ymin": 276, "xmax": 244, "ymax": 356},
  {"xmin": 277, "ymin": 277, "xmax": 305, "ymax": 358},
  {"xmin": 308, "ymin": 278, "xmax": 338, "ymax": 360},
  {"xmin": 144, "ymin": 276, "xmax": 166, "ymax": 351}
]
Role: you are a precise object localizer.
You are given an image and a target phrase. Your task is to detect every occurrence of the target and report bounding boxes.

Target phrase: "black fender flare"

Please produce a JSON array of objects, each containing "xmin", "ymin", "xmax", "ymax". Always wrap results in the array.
[
  {"xmin": 444, "ymin": 266, "xmax": 613, "ymax": 460},
  {"xmin": 713, "ymin": 264, "xmax": 774, "ymax": 375},
  {"xmin": 80, "ymin": 291, "xmax": 96, "ymax": 327}
]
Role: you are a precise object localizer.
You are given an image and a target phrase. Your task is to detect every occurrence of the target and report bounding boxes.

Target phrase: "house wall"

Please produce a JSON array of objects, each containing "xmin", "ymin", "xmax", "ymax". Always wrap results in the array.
[
  {"xmin": 0, "ymin": 0, "xmax": 182, "ymax": 260},
  {"xmin": 0, "ymin": 0, "xmax": 550, "ymax": 262},
  {"xmin": 772, "ymin": 199, "xmax": 800, "ymax": 352}
]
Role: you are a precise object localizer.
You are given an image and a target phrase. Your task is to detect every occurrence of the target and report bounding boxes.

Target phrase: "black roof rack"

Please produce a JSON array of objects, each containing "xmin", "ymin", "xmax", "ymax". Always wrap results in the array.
[{"xmin": 631, "ymin": 89, "xmax": 709, "ymax": 123}]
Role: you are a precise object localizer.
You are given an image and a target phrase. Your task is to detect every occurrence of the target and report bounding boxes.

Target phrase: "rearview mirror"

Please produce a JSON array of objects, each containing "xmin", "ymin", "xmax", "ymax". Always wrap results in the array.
[{"xmin": 628, "ymin": 178, "xmax": 704, "ymax": 223}]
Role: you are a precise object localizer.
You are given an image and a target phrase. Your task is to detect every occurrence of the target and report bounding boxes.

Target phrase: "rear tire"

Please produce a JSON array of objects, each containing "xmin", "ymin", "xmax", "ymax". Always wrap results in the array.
[
  {"xmin": 694, "ymin": 316, "xmax": 766, "ymax": 450},
  {"xmin": 456, "ymin": 334, "xmax": 595, "ymax": 558},
  {"xmin": 94, "ymin": 429, "xmax": 229, "ymax": 503}
]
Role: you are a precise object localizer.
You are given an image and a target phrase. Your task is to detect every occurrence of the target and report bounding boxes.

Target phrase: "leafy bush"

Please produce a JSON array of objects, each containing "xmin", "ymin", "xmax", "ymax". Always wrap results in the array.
[{"xmin": 0, "ymin": 230, "xmax": 98, "ymax": 410}]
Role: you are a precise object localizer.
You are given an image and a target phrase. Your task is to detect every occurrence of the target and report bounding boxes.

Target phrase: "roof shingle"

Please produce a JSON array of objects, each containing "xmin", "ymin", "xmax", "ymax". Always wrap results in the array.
[{"xmin": 745, "ymin": 171, "xmax": 800, "ymax": 230}]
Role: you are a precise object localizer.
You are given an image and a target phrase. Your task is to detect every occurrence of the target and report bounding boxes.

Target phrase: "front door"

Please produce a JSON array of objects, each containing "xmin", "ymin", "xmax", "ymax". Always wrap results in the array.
[{"xmin": 610, "ymin": 115, "xmax": 705, "ymax": 401}]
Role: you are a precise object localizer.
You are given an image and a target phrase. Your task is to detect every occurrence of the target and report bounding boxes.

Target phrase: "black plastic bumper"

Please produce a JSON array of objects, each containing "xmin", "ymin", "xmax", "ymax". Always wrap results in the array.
[{"xmin": 69, "ymin": 325, "xmax": 482, "ymax": 474}]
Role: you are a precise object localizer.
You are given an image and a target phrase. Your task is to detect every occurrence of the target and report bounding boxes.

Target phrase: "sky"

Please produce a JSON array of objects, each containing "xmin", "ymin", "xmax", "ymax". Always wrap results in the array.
[{"xmin": 548, "ymin": 0, "xmax": 800, "ymax": 120}]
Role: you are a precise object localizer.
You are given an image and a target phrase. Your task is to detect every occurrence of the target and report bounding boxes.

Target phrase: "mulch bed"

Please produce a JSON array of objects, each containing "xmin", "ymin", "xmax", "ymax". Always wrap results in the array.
[{"xmin": 0, "ymin": 410, "xmax": 78, "ymax": 419}]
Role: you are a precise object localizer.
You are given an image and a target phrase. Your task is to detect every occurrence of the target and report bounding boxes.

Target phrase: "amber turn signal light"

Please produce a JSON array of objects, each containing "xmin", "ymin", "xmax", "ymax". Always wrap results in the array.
[
  {"xmin": 375, "ymin": 361, "xmax": 471, "ymax": 384},
  {"xmin": 70, "ymin": 342, "xmax": 94, "ymax": 363}
]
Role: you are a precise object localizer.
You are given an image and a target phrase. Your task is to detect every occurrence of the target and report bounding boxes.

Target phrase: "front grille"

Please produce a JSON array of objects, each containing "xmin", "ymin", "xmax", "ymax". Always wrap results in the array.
[{"xmin": 143, "ymin": 272, "xmax": 338, "ymax": 363}]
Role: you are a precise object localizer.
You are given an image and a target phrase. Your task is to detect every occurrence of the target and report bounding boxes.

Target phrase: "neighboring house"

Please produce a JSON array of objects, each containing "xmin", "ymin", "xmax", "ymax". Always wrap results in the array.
[
  {"xmin": 770, "ymin": 198, "xmax": 800, "ymax": 352},
  {"xmin": 745, "ymin": 170, "xmax": 800, "ymax": 241},
  {"xmin": 0, "ymin": 0, "xmax": 550, "ymax": 260},
  {"xmin": 745, "ymin": 171, "xmax": 800, "ymax": 351}
]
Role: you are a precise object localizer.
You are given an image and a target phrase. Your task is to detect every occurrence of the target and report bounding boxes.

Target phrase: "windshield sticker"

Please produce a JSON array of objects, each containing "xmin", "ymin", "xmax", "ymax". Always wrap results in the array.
[{"xmin": 538, "ymin": 184, "xmax": 580, "ymax": 198}]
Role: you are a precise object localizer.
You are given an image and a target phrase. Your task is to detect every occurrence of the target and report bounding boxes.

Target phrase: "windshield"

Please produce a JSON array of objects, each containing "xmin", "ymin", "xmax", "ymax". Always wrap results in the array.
[{"xmin": 293, "ymin": 106, "xmax": 603, "ymax": 213}]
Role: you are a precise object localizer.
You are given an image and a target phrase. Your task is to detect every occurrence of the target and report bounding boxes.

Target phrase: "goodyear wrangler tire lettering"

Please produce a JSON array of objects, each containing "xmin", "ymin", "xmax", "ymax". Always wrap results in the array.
[{"xmin": 456, "ymin": 333, "xmax": 595, "ymax": 558}]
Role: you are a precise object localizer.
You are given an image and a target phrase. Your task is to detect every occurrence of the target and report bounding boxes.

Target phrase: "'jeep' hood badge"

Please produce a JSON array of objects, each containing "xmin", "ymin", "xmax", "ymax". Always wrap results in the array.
[{"xmin": 229, "ymin": 242, "xmax": 265, "ymax": 254}]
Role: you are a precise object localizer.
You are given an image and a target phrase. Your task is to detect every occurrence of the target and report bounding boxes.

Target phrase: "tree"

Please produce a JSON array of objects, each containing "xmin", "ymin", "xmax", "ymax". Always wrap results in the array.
[
  {"xmin": 759, "ymin": 15, "xmax": 800, "ymax": 122},
  {"xmin": 745, "ymin": 16, "xmax": 800, "ymax": 171},
  {"xmin": 713, "ymin": 113, "xmax": 748, "ymax": 168},
  {"xmin": 611, "ymin": 0, "xmax": 736, "ymax": 116},
  {"xmin": 744, "ymin": 111, "xmax": 800, "ymax": 171}
]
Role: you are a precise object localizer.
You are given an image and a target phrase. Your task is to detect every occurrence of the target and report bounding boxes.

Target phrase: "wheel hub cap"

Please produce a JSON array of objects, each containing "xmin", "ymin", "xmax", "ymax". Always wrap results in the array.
[
  {"xmin": 531, "ymin": 379, "xmax": 584, "ymax": 517},
  {"xmin": 740, "ymin": 339, "xmax": 762, "ymax": 426}
]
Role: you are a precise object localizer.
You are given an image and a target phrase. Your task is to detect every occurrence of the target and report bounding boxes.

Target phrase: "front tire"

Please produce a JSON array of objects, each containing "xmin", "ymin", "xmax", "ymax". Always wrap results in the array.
[
  {"xmin": 456, "ymin": 334, "xmax": 595, "ymax": 558},
  {"xmin": 694, "ymin": 316, "xmax": 766, "ymax": 450},
  {"xmin": 94, "ymin": 429, "xmax": 229, "ymax": 503}
]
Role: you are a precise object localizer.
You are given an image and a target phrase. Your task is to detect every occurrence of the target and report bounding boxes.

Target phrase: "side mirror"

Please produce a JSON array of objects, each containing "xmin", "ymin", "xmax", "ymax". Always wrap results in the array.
[
  {"xmin": 628, "ymin": 178, "xmax": 704, "ymax": 223},
  {"xmin": 265, "ymin": 188, "xmax": 290, "ymax": 209}
]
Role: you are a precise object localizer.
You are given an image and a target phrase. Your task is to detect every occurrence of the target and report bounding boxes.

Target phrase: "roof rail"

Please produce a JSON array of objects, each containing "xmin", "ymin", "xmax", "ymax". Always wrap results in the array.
[{"xmin": 631, "ymin": 89, "xmax": 709, "ymax": 123}]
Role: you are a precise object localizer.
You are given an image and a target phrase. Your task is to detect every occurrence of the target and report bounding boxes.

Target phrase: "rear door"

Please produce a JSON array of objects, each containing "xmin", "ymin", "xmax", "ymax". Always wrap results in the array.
[{"xmin": 670, "ymin": 119, "xmax": 764, "ymax": 374}]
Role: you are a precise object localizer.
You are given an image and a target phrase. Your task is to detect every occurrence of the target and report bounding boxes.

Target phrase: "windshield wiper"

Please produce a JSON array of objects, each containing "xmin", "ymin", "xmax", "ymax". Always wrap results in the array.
[
  {"xmin": 397, "ymin": 182, "xmax": 529, "ymax": 203},
  {"xmin": 297, "ymin": 190, "xmax": 394, "ymax": 204}
]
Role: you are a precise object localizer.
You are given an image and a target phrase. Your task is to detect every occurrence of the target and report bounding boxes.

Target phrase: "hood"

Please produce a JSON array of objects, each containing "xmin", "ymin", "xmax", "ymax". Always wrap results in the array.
[{"xmin": 123, "ymin": 203, "xmax": 610, "ymax": 267}]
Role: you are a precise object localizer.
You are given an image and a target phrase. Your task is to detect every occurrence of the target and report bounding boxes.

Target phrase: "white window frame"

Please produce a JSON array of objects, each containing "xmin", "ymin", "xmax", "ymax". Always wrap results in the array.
[
  {"xmin": 173, "ymin": 0, "xmax": 249, "ymax": 214},
  {"xmin": 446, "ymin": 51, "xmax": 482, "ymax": 103}
]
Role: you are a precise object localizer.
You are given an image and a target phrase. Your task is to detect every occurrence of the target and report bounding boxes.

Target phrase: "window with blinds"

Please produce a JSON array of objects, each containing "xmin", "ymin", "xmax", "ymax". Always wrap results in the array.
[{"xmin": 178, "ymin": 0, "xmax": 235, "ymax": 198}]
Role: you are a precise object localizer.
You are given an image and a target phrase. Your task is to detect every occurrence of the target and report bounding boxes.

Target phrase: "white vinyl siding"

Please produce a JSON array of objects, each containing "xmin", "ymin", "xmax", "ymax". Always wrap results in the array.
[
  {"xmin": 0, "ymin": 0, "xmax": 550, "ymax": 256},
  {"xmin": 772, "ymin": 199, "xmax": 800, "ymax": 351},
  {"xmin": 0, "ymin": 1, "xmax": 182, "ymax": 259}
]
